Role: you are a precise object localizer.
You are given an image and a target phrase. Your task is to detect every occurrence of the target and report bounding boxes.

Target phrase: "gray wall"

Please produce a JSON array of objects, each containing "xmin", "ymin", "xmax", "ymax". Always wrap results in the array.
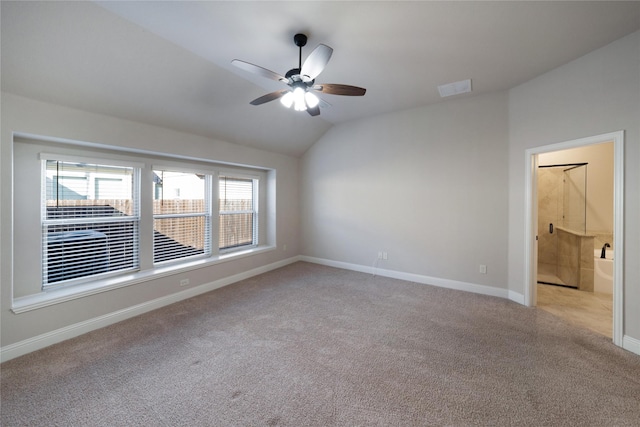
[
  {"xmin": 1, "ymin": 93, "xmax": 300, "ymax": 348},
  {"xmin": 508, "ymin": 31, "xmax": 639, "ymax": 340},
  {"xmin": 301, "ymin": 91, "xmax": 510, "ymax": 289},
  {"xmin": 301, "ymin": 30, "xmax": 639, "ymax": 348}
]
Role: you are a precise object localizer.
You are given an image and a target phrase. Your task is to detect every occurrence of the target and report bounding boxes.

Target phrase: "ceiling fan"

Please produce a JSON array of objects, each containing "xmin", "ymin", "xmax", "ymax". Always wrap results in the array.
[{"xmin": 231, "ymin": 33, "xmax": 366, "ymax": 116}]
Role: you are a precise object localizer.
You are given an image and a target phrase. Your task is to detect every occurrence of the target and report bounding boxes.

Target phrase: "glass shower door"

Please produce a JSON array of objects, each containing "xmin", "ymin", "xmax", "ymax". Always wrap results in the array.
[
  {"xmin": 562, "ymin": 164, "xmax": 587, "ymax": 234},
  {"xmin": 537, "ymin": 167, "xmax": 562, "ymax": 285},
  {"xmin": 537, "ymin": 163, "xmax": 588, "ymax": 286}
]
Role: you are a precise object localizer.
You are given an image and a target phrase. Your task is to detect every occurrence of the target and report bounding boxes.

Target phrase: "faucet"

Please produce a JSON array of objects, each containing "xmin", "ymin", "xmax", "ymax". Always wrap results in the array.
[{"xmin": 601, "ymin": 243, "xmax": 611, "ymax": 259}]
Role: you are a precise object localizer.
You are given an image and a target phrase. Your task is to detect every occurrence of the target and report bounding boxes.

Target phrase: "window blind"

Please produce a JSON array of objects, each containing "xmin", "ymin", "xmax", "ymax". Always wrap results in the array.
[
  {"xmin": 219, "ymin": 176, "xmax": 257, "ymax": 250},
  {"xmin": 42, "ymin": 160, "xmax": 139, "ymax": 286},
  {"xmin": 152, "ymin": 169, "xmax": 211, "ymax": 263}
]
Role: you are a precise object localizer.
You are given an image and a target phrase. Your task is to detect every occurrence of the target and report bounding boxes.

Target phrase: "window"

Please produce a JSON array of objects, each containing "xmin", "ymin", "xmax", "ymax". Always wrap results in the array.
[
  {"xmin": 22, "ymin": 139, "xmax": 271, "ymax": 300},
  {"xmin": 153, "ymin": 169, "xmax": 212, "ymax": 263},
  {"xmin": 219, "ymin": 175, "xmax": 258, "ymax": 250},
  {"xmin": 42, "ymin": 159, "xmax": 140, "ymax": 286}
]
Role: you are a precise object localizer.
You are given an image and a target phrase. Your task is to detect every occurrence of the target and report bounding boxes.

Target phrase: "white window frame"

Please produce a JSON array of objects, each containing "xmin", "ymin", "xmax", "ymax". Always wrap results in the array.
[
  {"xmin": 218, "ymin": 172, "xmax": 260, "ymax": 253},
  {"xmin": 152, "ymin": 166, "xmax": 213, "ymax": 265},
  {"xmin": 40, "ymin": 153, "xmax": 142, "ymax": 289},
  {"xmin": 11, "ymin": 136, "xmax": 275, "ymax": 314}
]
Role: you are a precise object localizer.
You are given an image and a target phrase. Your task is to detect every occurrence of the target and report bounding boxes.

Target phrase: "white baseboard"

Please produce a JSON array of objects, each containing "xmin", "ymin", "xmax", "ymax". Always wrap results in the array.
[
  {"xmin": 7, "ymin": 255, "xmax": 635, "ymax": 362},
  {"xmin": 300, "ymin": 256, "xmax": 510, "ymax": 300},
  {"xmin": 300, "ymin": 257, "xmax": 640, "ymax": 356},
  {"xmin": 1, "ymin": 256, "xmax": 300, "ymax": 362},
  {"xmin": 622, "ymin": 335, "xmax": 640, "ymax": 356},
  {"xmin": 508, "ymin": 290, "xmax": 526, "ymax": 305}
]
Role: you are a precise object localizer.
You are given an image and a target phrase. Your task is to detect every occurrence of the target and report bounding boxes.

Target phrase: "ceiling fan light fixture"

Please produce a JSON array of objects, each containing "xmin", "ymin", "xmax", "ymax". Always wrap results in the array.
[
  {"xmin": 280, "ymin": 91, "xmax": 294, "ymax": 108},
  {"xmin": 305, "ymin": 91, "xmax": 320, "ymax": 108},
  {"xmin": 233, "ymin": 33, "xmax": 366, "ymax": 117},
  {"xmin": 293, "ymin": 87, "xmax": 306, "ymax": 111}
]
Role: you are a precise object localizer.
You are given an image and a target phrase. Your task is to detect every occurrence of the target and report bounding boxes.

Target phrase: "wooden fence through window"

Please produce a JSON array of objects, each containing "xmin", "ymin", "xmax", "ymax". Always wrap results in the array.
[{"xmin": 47, "ymin": 199, "xmax": 254, "ymax": 250}]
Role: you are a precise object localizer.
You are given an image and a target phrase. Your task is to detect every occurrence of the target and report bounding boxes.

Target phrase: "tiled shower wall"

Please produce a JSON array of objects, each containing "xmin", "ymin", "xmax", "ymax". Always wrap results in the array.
[{"xmin": 556, "ymin": 228, "xmax": 594, "ymax": 291}]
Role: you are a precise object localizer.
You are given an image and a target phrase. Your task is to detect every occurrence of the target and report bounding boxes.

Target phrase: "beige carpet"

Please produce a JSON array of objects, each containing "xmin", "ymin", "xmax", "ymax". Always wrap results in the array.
[{"xmin": 2, "ymin": 262, "xmax": 639, "ymax": 426}]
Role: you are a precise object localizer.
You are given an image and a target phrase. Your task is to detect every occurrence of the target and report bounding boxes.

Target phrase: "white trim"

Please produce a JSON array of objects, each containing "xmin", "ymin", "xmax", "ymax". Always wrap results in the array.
[
  {"xmin": 39, "ymin": 152, "xmax": 145, "ymax": 169},
  {"xmin": 523, "ymin": 131, "xmax": 624, "ymax": 347},
  {"xmin": 12, "ymin": 245, "xmax": 277, "ymax": 314},
  {"xmin": 612, "ymin": 135, "xmax": 624, "ymax": 346},
  {"xmin": 152, "ymin": 164, "xmax": 217, "ymax": 176},
  {"xmin": 303, "ymin": 257, "xmax": 637, "ymax": 356},
  {"xmin": 16, "ymin": 132, "xmax": 272, "ymax": 172},
  {"xmin": 300, "ymin": 256, "xmax": 510, "ymax": 299},
  {"xmin": 6, "ymin": 255, "xmax": 634, "ymax": 363},
  {"xmin": 622, "ymin": 335, "xmax": 640, "ymax": 356},
  {"xmin": 523, "ymin": 152, "xmax": 538, "ymax": 307},
  {"xmin": 218, "ymin": 170, "xmax": 262, "ymax": 181},
  {"xmin": 1, "ymin": 256, "xmax": 301, "ymax": 362},
  {"xmin": 508, "ymin": 290, "xmax": 526, "ymax": 305}
]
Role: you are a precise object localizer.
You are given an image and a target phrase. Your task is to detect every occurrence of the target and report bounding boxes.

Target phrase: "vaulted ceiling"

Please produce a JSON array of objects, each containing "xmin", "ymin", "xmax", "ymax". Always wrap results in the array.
[{"xmin": 2, "ymin": 1, "xmax": 639, "ymax": 157}]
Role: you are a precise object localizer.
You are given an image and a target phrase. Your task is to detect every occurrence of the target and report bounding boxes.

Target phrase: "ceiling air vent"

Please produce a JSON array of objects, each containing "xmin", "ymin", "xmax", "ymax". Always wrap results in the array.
[{"xmin": 437, "ymin": 79, "xmax": 472, "ymax": 98}]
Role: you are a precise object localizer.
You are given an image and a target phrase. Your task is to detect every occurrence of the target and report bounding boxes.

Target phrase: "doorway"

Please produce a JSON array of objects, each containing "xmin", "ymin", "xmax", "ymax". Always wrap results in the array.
[{"xmin": 524, "ymin": 131, "xmax": 624, "ymax": 346}]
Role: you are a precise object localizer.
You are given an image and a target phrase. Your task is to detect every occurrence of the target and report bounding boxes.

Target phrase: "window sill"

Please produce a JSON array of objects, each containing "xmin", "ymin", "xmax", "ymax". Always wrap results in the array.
[{"xmin": 11, "ymin": 245, "xmax": 276, "ymax": 314}]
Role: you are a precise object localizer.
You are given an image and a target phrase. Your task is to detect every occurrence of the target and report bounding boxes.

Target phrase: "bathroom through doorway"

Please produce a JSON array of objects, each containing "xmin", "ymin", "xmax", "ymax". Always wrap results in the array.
[{"xmin": 524, "ymin": 131, "xmax": 624, "ymax": 346}]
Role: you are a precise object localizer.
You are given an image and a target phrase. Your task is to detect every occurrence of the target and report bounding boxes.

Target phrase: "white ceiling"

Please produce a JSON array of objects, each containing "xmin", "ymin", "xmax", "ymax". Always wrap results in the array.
[{"xmin": 2, "ymin": 1, "xmax": 639, "ymax": 157}]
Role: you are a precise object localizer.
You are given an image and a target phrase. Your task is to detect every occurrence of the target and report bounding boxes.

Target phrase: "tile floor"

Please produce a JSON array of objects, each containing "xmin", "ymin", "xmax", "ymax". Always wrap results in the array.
[
  {"xmin": 536, "ymin": 283, "xmax": 612, "ymax": 338},
  {"xmin": 537, "ymin": 263, "xmax": 567, "ymax": 286}
]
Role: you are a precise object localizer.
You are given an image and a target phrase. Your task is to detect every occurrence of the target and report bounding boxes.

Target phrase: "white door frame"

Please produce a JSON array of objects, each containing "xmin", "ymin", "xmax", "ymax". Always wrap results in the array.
[{"xmin": 524, "ymin": 131, "xmax": 624, "ymax": 346}]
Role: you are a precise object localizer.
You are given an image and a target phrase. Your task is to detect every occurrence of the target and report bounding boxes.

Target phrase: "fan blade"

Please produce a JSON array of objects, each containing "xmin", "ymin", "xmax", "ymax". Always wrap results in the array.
[
  {"xmin": 250, "ymin": 90, "xmax": 289, "ymax": 106},
  {"xmin": 313, "ymin": 84, "xmax": 366, "ymax": 96},
  {"xmin": 232, "ymin": 60, "xmax": 288, "ymax": 83},
  {"xmin": 307, "ymin": 105, "xmax": 321, "ymax": 117},
  {"xmin": 301, "ymin": 44, "xmax": 333, "ymax": 80},
  {"xmin": 318, "ymin": 97, "xmax": 332, "ymax": 110}
]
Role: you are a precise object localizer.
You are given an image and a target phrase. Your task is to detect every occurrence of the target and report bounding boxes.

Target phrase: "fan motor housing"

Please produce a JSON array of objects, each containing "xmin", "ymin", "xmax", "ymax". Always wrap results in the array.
[
  {"xmin": 285, "ymin": 68, "xmax": 301, "ymax": 79},
  {"xmin": 293, "ymin": 33, "xmax": 307, "ymax": 47}
]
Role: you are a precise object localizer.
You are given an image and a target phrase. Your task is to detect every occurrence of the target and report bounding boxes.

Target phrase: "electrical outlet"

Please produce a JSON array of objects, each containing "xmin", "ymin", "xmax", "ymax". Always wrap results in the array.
[
  {"xmin": 479, "ymin": 265, "xmax": 487, "ymax": 274},
  {"xmin": 383, "ymin": 252, "xmax": 388, "ymax": 260},
  {"xmin": 180, "ymin": 278, "xmax": 190, "ymax": 287},
  {"xmin": 378, "ymin": 251, "xmax": 383, "ymax": 260},
  {"xmin": 283, "ymin": 244, "xmax": 287, "ymax": 251}
]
